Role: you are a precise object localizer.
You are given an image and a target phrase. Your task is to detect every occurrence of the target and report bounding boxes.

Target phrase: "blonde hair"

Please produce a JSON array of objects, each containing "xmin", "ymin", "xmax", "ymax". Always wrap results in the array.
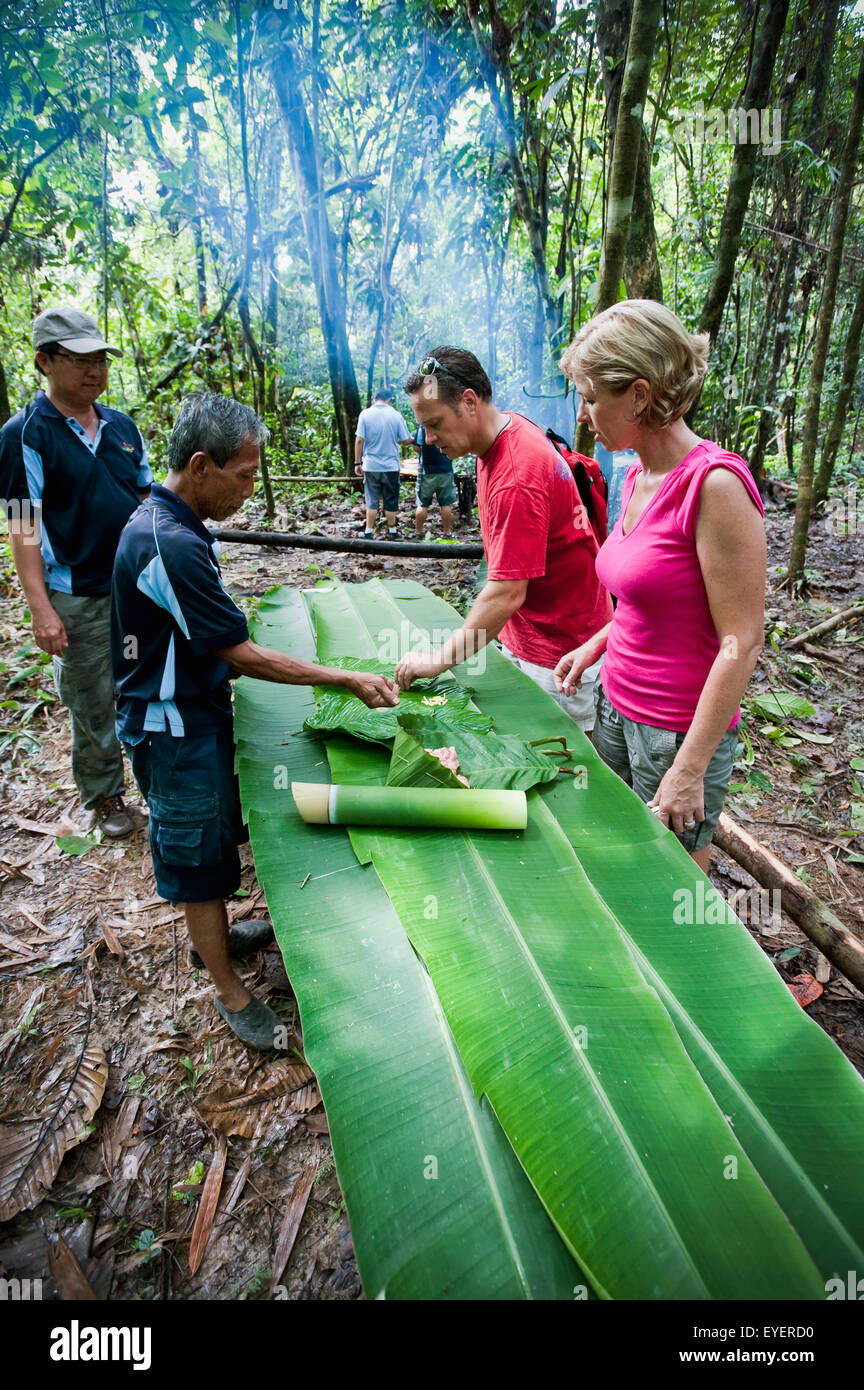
[{"xmin": 559, "ymin": 299, "xmax": 710, "ymax": 429}]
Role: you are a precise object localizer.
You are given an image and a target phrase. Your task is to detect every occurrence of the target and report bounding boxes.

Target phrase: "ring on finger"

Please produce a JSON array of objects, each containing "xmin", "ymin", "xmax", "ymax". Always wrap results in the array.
[{"xmin": 683, "ymin": 818, "xmax": 697, "ymax": 829}]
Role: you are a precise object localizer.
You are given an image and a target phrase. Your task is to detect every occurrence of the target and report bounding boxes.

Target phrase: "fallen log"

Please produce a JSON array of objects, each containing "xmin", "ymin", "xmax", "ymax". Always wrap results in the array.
[
  {"xmin": 785, "ymin": 603, "xmax": 864, "ymax": 650},
  {"xmin": 714, "ymin": 811, "xmax": 864, "ymax": 993},
  {"xmin": 211, "ymin": 527, "xmax": 484, "ymax": 560}
]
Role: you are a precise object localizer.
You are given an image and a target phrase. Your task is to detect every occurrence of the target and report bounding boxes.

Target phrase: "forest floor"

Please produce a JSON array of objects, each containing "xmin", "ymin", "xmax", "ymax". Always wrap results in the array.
[{"xmin": 0, "ymin": 479, "xmax": 862, "ymax": 1302}]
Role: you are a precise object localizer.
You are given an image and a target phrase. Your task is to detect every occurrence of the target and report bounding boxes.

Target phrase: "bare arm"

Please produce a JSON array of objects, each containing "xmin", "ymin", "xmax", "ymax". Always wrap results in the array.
[
  {"xmin": 394, "ymin": 578, "xmax": 527, "ymax": 688},
  {"xmin": 8, "ymin": 529, "xmax": 67, "ymax": 655},
  {"xmin": 214, "ymin": 638, "xmax": 398, "ymax": 708},
  {"xmin": 554, "ymin": 621, "xmax": 613, "ymax": 695},
  {"xmin": 651, "ymin": 469, "xmax": 765, "ymax": 829},
  {"xmin": 354, "ymin": 436, "xmax": 364, "ymax": 475}
]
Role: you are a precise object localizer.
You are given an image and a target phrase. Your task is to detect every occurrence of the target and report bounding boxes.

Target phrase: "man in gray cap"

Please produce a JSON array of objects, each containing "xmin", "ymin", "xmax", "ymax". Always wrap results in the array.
[{"xmin": 0, "ymin": 306, "xmax": 152, "ymax": 836}]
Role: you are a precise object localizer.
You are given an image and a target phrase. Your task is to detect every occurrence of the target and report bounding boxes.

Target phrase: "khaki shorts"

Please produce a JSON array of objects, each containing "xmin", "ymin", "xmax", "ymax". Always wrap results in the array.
[
  {"xmin": 592, "ymin": 683, "xmax": 738, "ymax": 851},
  {"xmin": 500, "ymin": 645, "xmax": 603, "ymax": 732}
]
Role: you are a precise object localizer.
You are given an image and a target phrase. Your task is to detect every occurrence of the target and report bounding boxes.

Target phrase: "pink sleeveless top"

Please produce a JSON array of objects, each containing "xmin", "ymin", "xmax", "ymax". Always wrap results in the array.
[{"xmin": 594, "ymin": 441, "xmax": 764, "ymax": 733}]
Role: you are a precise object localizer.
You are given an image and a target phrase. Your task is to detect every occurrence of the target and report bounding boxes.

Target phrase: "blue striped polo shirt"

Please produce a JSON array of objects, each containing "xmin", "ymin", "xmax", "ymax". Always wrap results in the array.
[
  {"xmin": 111, "ymin": 485, "xmax": 249, "ymax": 744},
  {"xmin": 0, "ymin": 389, "xmax": 152, "ymax": 596}
]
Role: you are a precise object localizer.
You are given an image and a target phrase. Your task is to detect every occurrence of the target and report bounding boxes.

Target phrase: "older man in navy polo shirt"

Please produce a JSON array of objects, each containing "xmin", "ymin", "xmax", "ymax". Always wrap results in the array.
[
  {"xmin": 112, "ymin": 394, "xmax": 398, "ymax": 1051},
  {"xmin": 0, "ymin": 306, "xmax": 152, "ymax": 836}
]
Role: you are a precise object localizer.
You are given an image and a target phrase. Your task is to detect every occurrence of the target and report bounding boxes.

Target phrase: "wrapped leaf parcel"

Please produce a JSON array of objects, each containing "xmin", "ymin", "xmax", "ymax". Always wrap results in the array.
[{"xmin": 303, "ymin": 658, "xmax": 492, "ymax": 743}]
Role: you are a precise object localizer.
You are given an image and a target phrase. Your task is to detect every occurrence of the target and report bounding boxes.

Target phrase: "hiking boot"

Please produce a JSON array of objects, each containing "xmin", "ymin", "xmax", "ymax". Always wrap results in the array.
[
  {"xmin": 214, "ymin": 993, "xmax": 288, "ymax": 1051},
  {"xmin": 387, "ymin": 528, "xmax": 401, "ymax": 540},
  {"xmin": 188, "ymin": 918, "xmax": 274, "ymax": 969},
  {"xmin": 80, "ymin": 794, "xmax": 134, "ymax": 838}
]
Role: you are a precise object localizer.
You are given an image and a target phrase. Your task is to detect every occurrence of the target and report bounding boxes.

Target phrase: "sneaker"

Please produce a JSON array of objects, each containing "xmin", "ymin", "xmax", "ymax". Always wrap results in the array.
[
  {"xmin": 188, "ymin": 918, "xmax": 274, "ymax": 969},
  {"xmin": 214, "ymin": 993, "xmax": 288, "ymax": 1051},
  {"xmin": 361, "ymin": 529, "xmax": 375, "ymax": 539},
  {"xmin": 387, "ymin": 528, "xmax": 401, "ymax": 540},
  {"xmin": 80, "ymin": 794, "xmax": 134, "ymax": 839}
]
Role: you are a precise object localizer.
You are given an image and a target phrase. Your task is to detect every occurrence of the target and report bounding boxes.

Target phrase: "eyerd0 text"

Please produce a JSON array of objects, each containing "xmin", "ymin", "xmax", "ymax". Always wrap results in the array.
[
  {"xmin": 693, "ymin": 1326, "xmax": 813, "ymax": 1341},
  {"xmin": 49, "ymin": 1321, "xmax": 152, "ymax": 1371}
]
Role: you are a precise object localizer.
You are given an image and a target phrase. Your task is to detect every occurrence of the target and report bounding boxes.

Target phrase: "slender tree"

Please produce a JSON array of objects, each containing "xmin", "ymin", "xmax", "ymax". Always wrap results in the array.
[
  {"xmin": 594, "ymin": 0, "xmax": 662, "ymax": 301},
  {"xmin": 265, "ymin": 7, "xmax": 363, "ymax": 471},
  {"xmin": 696, "ymin": 0, "xmax": 790, "ymax": 348},
  {"xmin": 594, "ymin": 0, "xmax": 662, "ymax": 315},
  {"xmin": 786, "ymin": 44, "xmax": 864, "ymax": 581},
  {"xmin": 812, "ymin": 264, "xmax": 864, "ymax": 508}
]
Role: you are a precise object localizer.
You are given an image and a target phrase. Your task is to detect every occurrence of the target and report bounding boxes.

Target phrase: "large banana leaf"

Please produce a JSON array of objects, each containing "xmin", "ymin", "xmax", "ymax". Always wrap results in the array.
[
  {"xmin": 233, "ymin": 590, "xmax": 584, "ymax": 1299},
  {"xmin": 237, "ymin": 578, "xmax": 864, "ymax": 1298},
  {"xmin": 328, "ymin": 577, "xmax": 864, "ymax": 1284}
]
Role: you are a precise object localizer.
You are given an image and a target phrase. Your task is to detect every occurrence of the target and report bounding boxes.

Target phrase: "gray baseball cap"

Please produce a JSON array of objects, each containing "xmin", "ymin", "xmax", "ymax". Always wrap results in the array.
[{"xmin": 32, "ymin": 305, "xmax": 122, "ymax": 357}]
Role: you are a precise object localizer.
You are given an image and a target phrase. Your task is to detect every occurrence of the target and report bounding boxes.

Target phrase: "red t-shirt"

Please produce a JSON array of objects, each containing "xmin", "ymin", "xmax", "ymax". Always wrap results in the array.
[{"xmin": 476, "ymin": 413, "xmax": 613, "ymax": 667}]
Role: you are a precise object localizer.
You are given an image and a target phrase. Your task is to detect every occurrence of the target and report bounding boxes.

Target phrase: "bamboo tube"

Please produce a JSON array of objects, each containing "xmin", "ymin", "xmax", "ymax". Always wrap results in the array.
[{"xmin": 292, "ymin": 783, "xmax": 527, "ymax": 831}]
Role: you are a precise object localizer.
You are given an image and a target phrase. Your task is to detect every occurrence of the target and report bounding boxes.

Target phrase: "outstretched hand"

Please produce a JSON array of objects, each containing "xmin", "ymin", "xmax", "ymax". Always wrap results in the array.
[
  {"xmin": 394, "ymin": 651, "xmax": 445, "ymax": 690},
  {"xmin": 553, "ymin": 644, "xmax": 592, "ymax": 697},
  {"xmin": 347, "ymin": 671, "xmax": 400, "ymax": 708}
]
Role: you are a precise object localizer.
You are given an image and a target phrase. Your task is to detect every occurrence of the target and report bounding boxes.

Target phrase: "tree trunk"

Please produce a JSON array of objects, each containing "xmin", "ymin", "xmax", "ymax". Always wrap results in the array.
[
  {"xmin": 234, "ymin": 0, "xmax": 274, "ymax": 521},
  {"xmin": 594, "ymin": 0, "xmax": 663, "ymax": 315},
  {"xmin": 696, "ymin": 0, "xmax": 790, "ymax": 348},
  {"xmin": 786, "ymin": 45, "xmax": 864, "ymax": 582},
  {"xmin": 595, "ymin": 0, "xmax": 662, "ymax": 301},
  {"xmin": 268, "ymin": 21, "xmax": 362, "ymax": 472},
  {"xmin": 466, "ymin": 0, "xmax": 563, "ymax": 358},
  {"xmin": 187, "ymin": 121, "xmax": 208, "ymax": 315},
  {"xmin": 747, "ymin": 0, "xmax": 842, "ymax": 482},
  {"xmin": 812, "ymin": 267, "xmax": 864, "ymax": 508}
]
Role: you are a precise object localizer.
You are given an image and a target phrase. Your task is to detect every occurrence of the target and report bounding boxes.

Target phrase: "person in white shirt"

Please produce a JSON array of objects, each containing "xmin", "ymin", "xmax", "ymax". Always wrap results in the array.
[{"xmin": 354, "ymin": 386, "xmax": 413, "ymax": 538}]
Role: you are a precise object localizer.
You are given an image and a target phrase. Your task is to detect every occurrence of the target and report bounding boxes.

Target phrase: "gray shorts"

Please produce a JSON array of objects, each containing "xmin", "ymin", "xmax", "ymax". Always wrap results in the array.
[{"xmin": 592, "ymin": 683, "xmax": 738, "ymax": 851}]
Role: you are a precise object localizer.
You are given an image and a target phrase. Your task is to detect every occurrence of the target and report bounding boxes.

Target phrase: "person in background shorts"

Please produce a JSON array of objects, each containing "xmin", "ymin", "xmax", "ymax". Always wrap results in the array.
[
  {"xmin": 354, "ymin": 386, "xmax": 413, "ymax": 539},
  {"xmin": 556, "ymin": 300, "xmax": 766, "ymax": 872},
  {"xmin": 413, "ymin": 423, "xmax": 457, "ymax": 536}
]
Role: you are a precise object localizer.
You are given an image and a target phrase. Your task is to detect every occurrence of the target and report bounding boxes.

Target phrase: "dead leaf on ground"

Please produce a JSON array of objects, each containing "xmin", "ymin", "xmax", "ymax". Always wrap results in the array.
[
  {"xmin": 272, "ymin": 1151, "xmax": 320, "ymax": 1286},
  {"xmin": 303, "ymin": 1111, "xmax": 329, "ymax": 1135},
  {"xmin": 787, "ymin": 973, "xmax": 824, "ymax": 1007},
  {"xmin": 0, "ymin": 1041, "xmax": 108, "ymax": 1221},
  {"xmin": 197, "ymin": 1060, "xmax": 321, "ymax": 1138},
  {"xmin": 188, "ymin": 1134, "xmax": 228, "ymax": 1275},
  {"xmin": 48, "ymin": 1231, "xmax": 98, "ymax": 1300},
  {"xmin": 97, "ymin": 917, "xmax": 124, "ymax": 960},
  {"xmin": 12, "ymin": 815, "xmax": 74, "ymax": 837}
]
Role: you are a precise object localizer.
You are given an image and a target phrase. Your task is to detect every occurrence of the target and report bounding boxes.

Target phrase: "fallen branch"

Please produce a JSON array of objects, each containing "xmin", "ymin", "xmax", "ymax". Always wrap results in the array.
[
  {"xmin": 785, "ymin": 603, "xmax": 864, "ymax": 650},
  {"xmin": 212, "ymin": 528, "xmax": 484, "ymax": 560},
  {"xmin": 714, "ymin": 812, "xmax": 864, "ymax": 993},
  {"xmin": 800, "ymin": 642, "xmax": 849, "ymax": 668}
]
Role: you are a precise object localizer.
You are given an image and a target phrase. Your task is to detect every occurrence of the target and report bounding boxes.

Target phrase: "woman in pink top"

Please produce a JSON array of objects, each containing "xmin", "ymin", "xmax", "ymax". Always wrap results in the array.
[{"xmin": 555, "ymin": 300, "xmax": 766, "ymax": 873}]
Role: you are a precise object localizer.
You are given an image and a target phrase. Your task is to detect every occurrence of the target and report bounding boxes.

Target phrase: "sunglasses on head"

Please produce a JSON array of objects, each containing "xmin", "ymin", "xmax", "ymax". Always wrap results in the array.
[{"xmin": 418, "ymin": 356, "xmax": 474, "ymax": 391}]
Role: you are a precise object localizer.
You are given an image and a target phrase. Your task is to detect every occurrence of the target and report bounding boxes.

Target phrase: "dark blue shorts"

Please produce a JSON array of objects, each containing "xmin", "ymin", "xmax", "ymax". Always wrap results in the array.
[
  {"xmin": 125, "ymin": 731, "xmax": 247, "ymax": 903},
  {"xmin": 363, "ymin": 470, "xmax": 400, "ymax": 511}
]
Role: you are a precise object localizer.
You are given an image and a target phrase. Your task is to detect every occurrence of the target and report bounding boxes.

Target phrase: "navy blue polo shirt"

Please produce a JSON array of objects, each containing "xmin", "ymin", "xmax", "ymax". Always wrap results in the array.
[
  {"xmin": 0, "ymin": 389, "xmax": 152, "ymax": 597},
  {"xmin": 414, "ymin": 425, "xmax": 453, "ymax": 474},
  {"xmin": 111, "ymin": 485, "xmax": 249, "ymax": 744}
]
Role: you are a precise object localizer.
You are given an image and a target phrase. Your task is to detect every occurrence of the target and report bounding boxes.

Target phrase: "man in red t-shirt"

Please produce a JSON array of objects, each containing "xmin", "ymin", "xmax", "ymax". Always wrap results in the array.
[{"xmin": 394, "ymin": 346, "xmax": 612, "ymax": 730}]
